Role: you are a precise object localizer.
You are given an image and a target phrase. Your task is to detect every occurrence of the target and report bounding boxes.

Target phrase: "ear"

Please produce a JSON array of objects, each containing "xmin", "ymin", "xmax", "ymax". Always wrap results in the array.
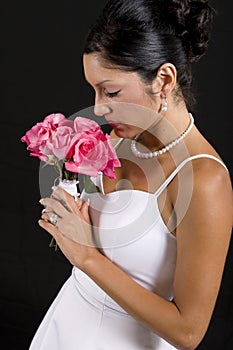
[{"xmin": 151, "ymin": 63, "xmax": 177, "ymax": 97}]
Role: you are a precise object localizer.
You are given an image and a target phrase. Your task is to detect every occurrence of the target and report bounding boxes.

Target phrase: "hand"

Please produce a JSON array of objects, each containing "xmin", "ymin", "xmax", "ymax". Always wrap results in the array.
[{"xmin": 39, "ymin": 186, "xmax": 99, "ymax": 268}]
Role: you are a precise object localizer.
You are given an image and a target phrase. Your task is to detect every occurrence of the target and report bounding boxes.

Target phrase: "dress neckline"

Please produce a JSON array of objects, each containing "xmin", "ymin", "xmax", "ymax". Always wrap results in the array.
[
  {"xmin": 99, "ymin": 145, "xmax": 228, "ymax": 198},
  {"xmin": 98, "ymin": 185, "xmax": 157, "ymax": 197},
  {"xmin": 85, "ymin": 188, "xmax": 176, "ymax": 240}
]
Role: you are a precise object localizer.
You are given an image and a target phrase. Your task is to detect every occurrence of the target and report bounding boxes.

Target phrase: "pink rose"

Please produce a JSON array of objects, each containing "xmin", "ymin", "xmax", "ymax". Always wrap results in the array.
[
  {"xmin": 21, "ymin": 113, "xmax": 69, "ymax": 161},
  {"xmin": 21, "ymin": 122, "xmax": 52, "ymax": 161},
  {"xmin": 74, "ymin": 116, "xmax": 102, "ymax": 135},
  {"xmin": 21, "ymin": 113, "xmax": 121, "ymax": 180},
  {"xmin": 101, "ymin": 134, "xmax": 121, "ymax": 178},
  {"xmin": 41, "ymin": 124, "xmax": 76, "ymax": 160},
  {"xmin": 65, "ymin": 131, "xmax": 121, "ymax": 178},
  {"xmin": 42, "ymin": 113, "xmax": 67, "ymax": 130}
]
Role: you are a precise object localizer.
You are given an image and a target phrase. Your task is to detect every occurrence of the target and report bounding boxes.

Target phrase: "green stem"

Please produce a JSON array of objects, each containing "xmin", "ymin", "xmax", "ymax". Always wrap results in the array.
[
  {"xmin": 62, "ymin": 162, "xmax": 78, "ymax": 180},
  {"xmin": 49, "ymin": 237, "xmax": 59, "ymax": 251}
]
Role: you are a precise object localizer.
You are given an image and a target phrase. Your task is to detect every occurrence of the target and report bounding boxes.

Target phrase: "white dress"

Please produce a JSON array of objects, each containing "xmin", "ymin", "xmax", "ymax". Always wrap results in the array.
[{"xmin": 29, "ymin": 153, "xmax": 227, "ymax": 350}]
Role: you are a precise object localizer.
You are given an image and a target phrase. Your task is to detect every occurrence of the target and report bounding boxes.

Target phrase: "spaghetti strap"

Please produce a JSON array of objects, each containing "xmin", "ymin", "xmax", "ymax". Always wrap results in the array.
[
  {"xmin": 154, "ymin": 154, "xmax": 228, "ymax": 198},
  {"xmin": 114, "ymin": 137, "xmax": 124, "ymax": 150}
]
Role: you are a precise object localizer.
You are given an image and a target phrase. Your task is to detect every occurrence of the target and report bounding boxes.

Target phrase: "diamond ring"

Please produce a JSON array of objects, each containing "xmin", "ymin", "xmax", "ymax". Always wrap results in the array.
[{"xmin": 50, "ymin": 213, "xmax": 58, "ymax": 226}]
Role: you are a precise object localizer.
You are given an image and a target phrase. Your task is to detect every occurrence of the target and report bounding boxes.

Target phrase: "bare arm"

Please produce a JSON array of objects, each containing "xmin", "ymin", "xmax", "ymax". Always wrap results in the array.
[{"xmin": 39, "ymin": 161, "xmax": 232, "ymax": 350}]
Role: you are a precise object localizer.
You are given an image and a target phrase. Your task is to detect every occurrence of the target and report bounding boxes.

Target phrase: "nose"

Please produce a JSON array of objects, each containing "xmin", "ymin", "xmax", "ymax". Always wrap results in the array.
[{"xmin": 94, "ymin": 102, "xmax": 112, "ymax": 117}]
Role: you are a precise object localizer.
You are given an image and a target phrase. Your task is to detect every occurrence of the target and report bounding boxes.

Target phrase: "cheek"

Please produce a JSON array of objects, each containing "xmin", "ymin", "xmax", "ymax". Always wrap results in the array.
[
  {"xmin": 113, "ymin": 93, "xmax": 158, "ymax": 129},
  {"xmin": 123, "ymin": 86, "xmax": 159, "ymax": 112},
  {"xmin": 122, "ymin": 87, "xmax": 146, "ymax": 104}
]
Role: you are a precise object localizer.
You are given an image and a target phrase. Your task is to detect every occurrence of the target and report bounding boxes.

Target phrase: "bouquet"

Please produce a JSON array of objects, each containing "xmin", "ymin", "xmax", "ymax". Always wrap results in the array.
[{"xmin": 21, "ymin": 112, "xmax": 121, "ymax": 249}]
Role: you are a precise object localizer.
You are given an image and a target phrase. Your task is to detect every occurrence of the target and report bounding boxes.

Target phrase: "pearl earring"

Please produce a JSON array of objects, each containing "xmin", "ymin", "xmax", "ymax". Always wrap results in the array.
[{"xmin": 161, "ymin": 95, "xmax": 168, "ymax": 112}]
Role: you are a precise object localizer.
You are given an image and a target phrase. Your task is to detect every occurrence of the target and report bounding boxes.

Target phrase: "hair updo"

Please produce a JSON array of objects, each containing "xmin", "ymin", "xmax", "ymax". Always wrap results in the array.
[{"xmin": 83, "ymin": 0, "xmax": 215, "ymax": 109}]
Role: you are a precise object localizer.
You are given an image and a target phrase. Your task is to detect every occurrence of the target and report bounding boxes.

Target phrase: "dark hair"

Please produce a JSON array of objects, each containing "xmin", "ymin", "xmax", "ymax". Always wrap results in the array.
[{"xmin": 83, "ymin": 0, "xmax": 215, "ymax": 109}]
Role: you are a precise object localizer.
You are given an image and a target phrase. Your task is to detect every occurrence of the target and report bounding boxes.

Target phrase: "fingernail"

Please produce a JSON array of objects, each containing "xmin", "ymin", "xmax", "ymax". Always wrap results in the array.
[
  {"xmin": 39, "ymin": 199, "xmax": 44, "ymax": 204},
  {"xmin": 52, "ymin": 186, "xmax": 58, "ymax": 191}
]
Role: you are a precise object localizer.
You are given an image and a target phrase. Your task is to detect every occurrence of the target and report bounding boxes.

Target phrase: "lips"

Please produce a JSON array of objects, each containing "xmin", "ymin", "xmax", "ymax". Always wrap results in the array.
[
  {"xmin": 105, "ymin": 119, "xmax": 119, "ymax": 127},
  {"xmin": 108, "ymin": 121, "xmax": 119, "ymax": 128}
]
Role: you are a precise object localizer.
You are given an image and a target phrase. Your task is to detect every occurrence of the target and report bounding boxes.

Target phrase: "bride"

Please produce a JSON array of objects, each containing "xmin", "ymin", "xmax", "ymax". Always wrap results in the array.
[{"xmin": 29, "ymin": 1, "xmax": 233, "ymax": 349}]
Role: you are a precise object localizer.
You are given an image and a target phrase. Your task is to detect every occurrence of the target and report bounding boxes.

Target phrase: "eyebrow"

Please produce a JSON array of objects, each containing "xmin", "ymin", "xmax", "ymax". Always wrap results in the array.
[{"xmin": 96, "ymin": 79, "xmax": 112, "ymax": 87}]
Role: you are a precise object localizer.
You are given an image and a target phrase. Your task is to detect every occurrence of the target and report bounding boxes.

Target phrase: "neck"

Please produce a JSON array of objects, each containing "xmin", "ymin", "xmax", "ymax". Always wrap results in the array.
[{"xmin": 136, "ymin": 105, "xmax": 192, "ymax": 152}]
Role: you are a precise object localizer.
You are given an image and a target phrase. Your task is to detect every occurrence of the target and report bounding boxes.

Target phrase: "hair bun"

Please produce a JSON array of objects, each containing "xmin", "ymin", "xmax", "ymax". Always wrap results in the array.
[{"xmin": 164, "ymin": 0, "xmax": 215, "ymax": 62}]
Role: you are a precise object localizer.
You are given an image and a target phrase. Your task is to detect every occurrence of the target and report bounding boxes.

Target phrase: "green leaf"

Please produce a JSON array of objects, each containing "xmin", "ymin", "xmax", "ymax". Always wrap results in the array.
[{"xmin": 84, "ymin": 175, "xmax": 101, "ymax": 193}]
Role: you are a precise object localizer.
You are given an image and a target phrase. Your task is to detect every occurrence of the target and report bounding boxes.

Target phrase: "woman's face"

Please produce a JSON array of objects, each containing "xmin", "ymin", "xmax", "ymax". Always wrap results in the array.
[{"xmin": 83, "ymin": 53, "xmax": 161, "ymax": 139}]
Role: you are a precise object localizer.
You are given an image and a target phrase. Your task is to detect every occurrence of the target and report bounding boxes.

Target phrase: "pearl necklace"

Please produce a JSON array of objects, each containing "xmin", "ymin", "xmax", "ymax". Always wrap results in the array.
[{"xmin": 130, "ymin": 113, "xmax": 194, "ymax": 159}]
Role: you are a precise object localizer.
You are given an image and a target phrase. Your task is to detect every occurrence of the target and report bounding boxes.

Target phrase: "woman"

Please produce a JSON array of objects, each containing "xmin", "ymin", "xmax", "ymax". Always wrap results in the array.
[{"xmin": 29, "ymin": 0, "xmax": 233, "ymax": 349}]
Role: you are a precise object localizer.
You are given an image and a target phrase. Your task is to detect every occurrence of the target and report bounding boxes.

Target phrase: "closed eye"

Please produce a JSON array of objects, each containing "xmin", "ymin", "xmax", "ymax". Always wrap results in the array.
[{"xmin": 104, "ymin": 89, "xmax": 121, "ymax": 98}]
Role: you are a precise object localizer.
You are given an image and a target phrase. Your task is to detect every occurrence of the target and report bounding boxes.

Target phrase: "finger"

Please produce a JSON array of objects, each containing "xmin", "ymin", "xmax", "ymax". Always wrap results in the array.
[
  {"xmin": 52, "ymin": 187, "xmax": 83, "ymax": 214},
  {"xmin": 51, "ymin": 186, "xmax": 77, "ymax": 203},
  {"xmin": 41, "ymin": 211, "xmax": 49, "ymax": 221},
  {"xmin": 73, "ymin": 196, "xmax": 83, "ymax": 211},
  {"xmin": 38, "ymin": 219, "xmax": 85, "ymax": 266},
  {"xmin": 38, "ymin": 219, "xmax": 63, "ymax": 244},
  {"xmin": 41, "ymin": 211, "xmax": 62, "ymax": 227},
  {"xmin": 40, "ymin": 197, "xmax": 68, "ymax": 218},
  {"xmin": 41, "ymin": 207, "xmax": 53, "ymax": 220},
  {"xmin": 80, "ymin": 201, "xmax": 91, "ymax": 224},
  {"xmin": 39, "ymin": 217, "xmax": 85, "ymax": 248}
]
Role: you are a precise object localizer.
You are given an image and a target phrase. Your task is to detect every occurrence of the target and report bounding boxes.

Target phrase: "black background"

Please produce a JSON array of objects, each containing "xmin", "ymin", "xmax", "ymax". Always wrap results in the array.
[{"xmin": 0, "ymin": 1, "xmax": 232, "ymax": 349}]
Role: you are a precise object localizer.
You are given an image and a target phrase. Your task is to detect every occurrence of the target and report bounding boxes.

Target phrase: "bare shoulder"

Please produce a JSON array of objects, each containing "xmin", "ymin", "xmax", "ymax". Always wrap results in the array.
[
  {"xmin": 191, "ymin": 156, "xmax": 232, "ymax": 203},
  {"xmin": 176, "ymin": 155, "xmax": 233, "ymax": 238},
  {"xmin": 170, "ymin": 155, "xmax": 233, "ymax": 219}
]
